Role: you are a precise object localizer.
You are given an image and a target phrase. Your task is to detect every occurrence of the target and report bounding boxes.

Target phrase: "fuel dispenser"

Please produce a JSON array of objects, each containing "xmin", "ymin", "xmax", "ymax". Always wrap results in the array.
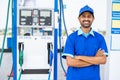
[{"xmin": 16, "ymin": 0, "xmax": 55, "ymax": 80}]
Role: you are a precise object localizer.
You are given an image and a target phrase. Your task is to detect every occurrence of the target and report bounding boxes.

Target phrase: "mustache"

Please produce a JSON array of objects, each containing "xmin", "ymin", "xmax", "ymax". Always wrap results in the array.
[{"xmin": 83, "ymin": 20, "xmax": 90, "ymax": 22}]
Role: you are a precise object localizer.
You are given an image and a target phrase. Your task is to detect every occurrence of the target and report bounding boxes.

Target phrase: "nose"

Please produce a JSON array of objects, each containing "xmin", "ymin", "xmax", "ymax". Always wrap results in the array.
[{"xmin": 84, "ymin": 17, "xmax": 89, "ymax": 20}]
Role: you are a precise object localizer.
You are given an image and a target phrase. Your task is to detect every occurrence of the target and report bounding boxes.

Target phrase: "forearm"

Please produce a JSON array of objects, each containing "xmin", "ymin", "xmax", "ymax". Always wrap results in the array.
[
  {"xmin": 66, "ymin": 56, "xmax": 92, "ymax": 67},
  {"xmin": 75, "ymin": 55, "xmax": 106, "ymax": 65}
]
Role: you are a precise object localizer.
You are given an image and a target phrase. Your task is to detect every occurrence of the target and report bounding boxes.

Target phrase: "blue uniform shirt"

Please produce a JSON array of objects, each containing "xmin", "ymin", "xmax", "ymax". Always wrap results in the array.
[{"xmin": 62, "ymin": 28, "xmax": 108, "ymax": 80}]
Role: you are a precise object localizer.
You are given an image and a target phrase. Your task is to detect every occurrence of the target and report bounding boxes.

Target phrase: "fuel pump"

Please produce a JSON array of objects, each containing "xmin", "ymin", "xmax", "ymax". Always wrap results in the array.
[{"xmin": 16, "ymin": 0, "xmax": 55, "ymax": 80}]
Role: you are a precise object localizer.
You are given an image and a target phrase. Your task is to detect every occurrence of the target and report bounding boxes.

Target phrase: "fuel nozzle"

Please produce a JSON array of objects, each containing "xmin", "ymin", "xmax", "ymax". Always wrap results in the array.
[{"xmin": 18, "ymin": 42, "xmax": 24, "ymax": 67}]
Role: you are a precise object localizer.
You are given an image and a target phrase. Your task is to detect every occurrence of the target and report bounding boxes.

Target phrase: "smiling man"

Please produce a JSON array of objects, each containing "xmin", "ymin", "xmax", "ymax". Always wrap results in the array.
[{"xmin": 62, "ymin": 5, "xmax": 108, "ymax": 80}]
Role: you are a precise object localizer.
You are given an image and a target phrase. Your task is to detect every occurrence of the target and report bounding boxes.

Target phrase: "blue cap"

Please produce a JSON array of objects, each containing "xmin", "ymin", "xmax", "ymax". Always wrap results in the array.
[{"xmin": 79, "ymin": 5, "xmax": 94, "ymax": 16}]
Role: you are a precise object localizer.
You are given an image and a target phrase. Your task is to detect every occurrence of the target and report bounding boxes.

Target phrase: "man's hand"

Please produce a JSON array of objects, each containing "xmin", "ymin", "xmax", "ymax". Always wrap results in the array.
[
  {"xmin": 66, "ymin": 56, "xmax": 92, "ymax": 67},
  {"xmin": 73, "ymin": 48, "xmax": 106, "ymax": 65}
]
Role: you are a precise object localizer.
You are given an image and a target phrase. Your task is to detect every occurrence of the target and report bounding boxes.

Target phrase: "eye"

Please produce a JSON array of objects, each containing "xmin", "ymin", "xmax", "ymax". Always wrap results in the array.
[
  {"xmin": 81, "ymin": 15, "xmax": 86, "ymax": 18},
  {"xmin": 88, "ymin": 15, "xmax": 93, "ymax": 18}
]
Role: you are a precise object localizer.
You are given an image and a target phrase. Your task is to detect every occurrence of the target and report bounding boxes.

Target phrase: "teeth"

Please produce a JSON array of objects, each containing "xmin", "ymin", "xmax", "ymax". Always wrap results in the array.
[{"xmin": 84, "ymin": 22, "xmax": 89, "ymax": 24}]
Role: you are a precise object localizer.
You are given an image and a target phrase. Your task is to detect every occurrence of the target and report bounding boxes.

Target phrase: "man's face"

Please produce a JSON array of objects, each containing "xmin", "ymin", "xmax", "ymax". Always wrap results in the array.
[{"xmin": 78, "ymin": 12, "xmax": 94, "ymax": 28}]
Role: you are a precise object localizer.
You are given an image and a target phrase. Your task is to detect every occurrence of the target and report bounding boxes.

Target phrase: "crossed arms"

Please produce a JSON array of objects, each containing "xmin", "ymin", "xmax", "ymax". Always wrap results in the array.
[{"xmin": 66, "ymin": 49, "xmax": 106, "ymax": 67}]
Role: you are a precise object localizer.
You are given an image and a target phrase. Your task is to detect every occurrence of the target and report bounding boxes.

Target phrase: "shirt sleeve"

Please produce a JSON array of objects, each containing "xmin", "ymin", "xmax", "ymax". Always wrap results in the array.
[
  {"xmin": 62, "ymin": 36, "xmax": 75, "ymax": 59},
  {"xmin": 99, "ymin": 36, "xmax": 108, "ymax": 56}
]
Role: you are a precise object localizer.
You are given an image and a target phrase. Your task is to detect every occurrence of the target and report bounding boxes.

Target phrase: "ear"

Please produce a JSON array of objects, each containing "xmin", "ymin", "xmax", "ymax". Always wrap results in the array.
[
  {"xmin": 93, "ymin": 17, "xmax": 95, "ymax": 21},
  {"xmin": 78, "ymin": 16, "xmax": 80, "ymax": 20}
]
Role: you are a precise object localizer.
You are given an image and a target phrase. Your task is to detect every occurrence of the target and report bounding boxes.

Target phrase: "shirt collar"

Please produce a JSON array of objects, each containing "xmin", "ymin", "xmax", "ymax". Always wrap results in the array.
[{"xmin": 78, "ymin": 27, "xmax": 94, "ymax": 37}]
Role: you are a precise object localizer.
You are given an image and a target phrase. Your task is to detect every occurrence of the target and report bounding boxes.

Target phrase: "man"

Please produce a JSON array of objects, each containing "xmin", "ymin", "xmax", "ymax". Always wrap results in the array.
[{"xmin": 62, "ymin": 5, "xmax": 108, "ymax": 80}]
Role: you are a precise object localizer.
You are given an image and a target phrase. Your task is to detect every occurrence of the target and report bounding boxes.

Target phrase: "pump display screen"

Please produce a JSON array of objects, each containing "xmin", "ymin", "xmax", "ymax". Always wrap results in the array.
[
  {"xmin": 39, "ymin": 10, "xmax": 52, "ymax": 26},
  {"xmin": 19, "ymin": 9, "xmax": 32, "ymax": 25},
  {"xmin": 40, "ymin": 11, "xmax": 50, "ymax": 17},
  {"xmin": 21, "ymin": 10, "xmax": 31, "ymax": 16}
]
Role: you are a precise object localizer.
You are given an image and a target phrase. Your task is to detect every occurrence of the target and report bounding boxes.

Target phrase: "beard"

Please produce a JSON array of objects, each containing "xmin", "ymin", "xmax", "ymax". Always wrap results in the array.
[{"xmin": 82, "ymin": 24, "xmax": 91, "ymax": 28}]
